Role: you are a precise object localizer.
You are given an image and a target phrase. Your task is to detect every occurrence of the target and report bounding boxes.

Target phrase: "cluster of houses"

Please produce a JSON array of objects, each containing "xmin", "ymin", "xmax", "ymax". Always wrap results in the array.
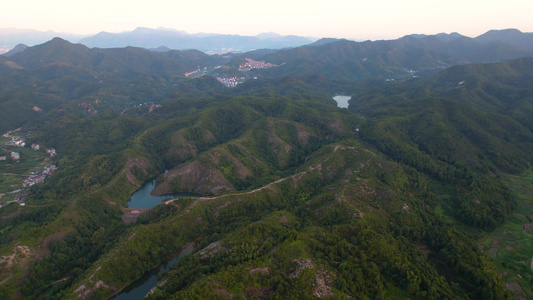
[
  {"xmin": 46, "ymin": 148, "xmax": 57, "ymax": 157},
  {"xmin": 22, "ymin": 165, "xmax": 57, "ymax": 188},
  {"xmin": 238, "ymin": 58, "xmax": 279, "ymax": 72},
  {"xmin": 216, "ymin": 76, "xmax": 246, "ymax": 87},
  {"xmin": 1, "ymin": 140, "xmax": 56, "ymax": 162},
  {"xmin": 5, "ymin": 136, "xmax": 26, "ymax": 147},
  {"xmin": 0, "ymin": 151, "xmax": 19, "ymax": 161},
  {"xmin": 0, "ymin": 190, "xmax": 28, "ymax": 208},
  {"xmin": 1, "ymin": 134, "xmax": 59, "ymax": 209},
  {"xmin": 2, "ymin": 137, "xmax": 29, "ymax": 161}
]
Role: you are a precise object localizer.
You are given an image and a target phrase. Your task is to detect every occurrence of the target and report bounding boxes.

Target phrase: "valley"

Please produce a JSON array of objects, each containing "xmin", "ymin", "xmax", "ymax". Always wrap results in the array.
[{"xmin": 0, "ymin": 29, "xmax": 532, "ymax": 299}]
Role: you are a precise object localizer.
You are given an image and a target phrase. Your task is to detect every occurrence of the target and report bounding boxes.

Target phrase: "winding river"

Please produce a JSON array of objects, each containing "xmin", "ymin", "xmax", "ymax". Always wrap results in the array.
[
  {"xmin": 110, "ymin": 244, "xmax": 194, "ymax": 300},
  {"xmin": 112, "ymin": 177, "xmax": 200, "ymax": 299}
]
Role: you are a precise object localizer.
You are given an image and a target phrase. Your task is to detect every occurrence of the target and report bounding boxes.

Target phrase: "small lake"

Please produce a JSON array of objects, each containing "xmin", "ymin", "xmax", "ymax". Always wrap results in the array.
[
  {"xmin": 333, "ymin": 95, "xmax": 351, "ymax": 108},
  {"xmin": 127, "ymin": 176, "xmax": 200, "ymax": 209},
  {"xmin": 111, "ymin": 244, "xmax": 195, "ymax": 300},
  {"xmin": 127, "ymin": 179, "xmax": 175, "ymax": 209}
]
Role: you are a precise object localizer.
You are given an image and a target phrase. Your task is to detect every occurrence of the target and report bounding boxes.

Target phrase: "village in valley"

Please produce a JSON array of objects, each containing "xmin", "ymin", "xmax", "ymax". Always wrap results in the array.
[
  {"xmin": 186, "ymin": 57, "xmax": 279, "ymax": 88},
  {"xmin": 0, "ymin": 130, "xmax": 57, "ymax": 209}
]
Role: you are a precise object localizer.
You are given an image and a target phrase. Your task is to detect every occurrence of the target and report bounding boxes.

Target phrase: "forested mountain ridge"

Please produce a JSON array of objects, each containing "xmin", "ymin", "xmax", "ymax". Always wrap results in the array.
[
  {"xmin": 6, "ymin": 38, "xmax": 226, "ymax": 75},
  {"xmin": 0, "ymin": 38, "xmax": 228, "ymax": 133},
  {"xmin": 0, "ymin": 36, "xmax": 532, "ymax": 299},
  {"xmin": 1, "ymin": 29, "xmax": 532, "ymax": 133},
  {"xmin": 230, "ymin": 30, "xmax": 533, "ymax": 82}
]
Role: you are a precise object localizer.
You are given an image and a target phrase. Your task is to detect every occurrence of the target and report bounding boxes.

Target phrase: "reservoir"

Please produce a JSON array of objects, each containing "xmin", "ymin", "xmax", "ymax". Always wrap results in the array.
[
  {"xmin": 111, "ymin": 244, "xmax": 195, "ymax": 300},
  {"xmin": 333, "ymin": 95, "xmax": 351, "ymax": 108},
  {"xmin": 127, "ymin": 179, "xmax": 199, "ymax": 209},
  {"xmin": 127, "ymin": 179, "xmax": 175, "ymax": 209}
]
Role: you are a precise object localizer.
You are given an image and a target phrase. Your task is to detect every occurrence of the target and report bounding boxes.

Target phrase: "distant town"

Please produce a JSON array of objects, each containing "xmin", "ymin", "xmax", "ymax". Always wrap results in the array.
[
  {"xmin": 184, "ymin": 57, "xmax": 280, "ymax": 88},
  {"xmin": 238, "ymin": 58, "xmax": 280, "ymax": 72},
  {"xmin": 216, "ymin": 76, "xmax": 247, "ymax": 87}
]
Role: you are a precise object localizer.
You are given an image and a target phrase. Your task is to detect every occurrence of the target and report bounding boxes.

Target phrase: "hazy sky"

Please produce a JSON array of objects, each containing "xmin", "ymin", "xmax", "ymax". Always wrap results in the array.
[{"xmin": 2, "ymin": 0, "xmax": 532, "ymax": 39}]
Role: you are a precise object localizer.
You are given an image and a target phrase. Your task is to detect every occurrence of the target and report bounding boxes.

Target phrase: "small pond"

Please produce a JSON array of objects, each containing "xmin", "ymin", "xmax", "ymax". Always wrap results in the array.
[
  {"xmin": 127, "ymin": 178, "xmax": 198, "ymax": 209},
  {"xmin": 127, "ymin": 179, "xmax": 174, "ymax": 209},
  {"xmin": 333, "ymin": 95, "xmax": 352, "ymax": 108}
]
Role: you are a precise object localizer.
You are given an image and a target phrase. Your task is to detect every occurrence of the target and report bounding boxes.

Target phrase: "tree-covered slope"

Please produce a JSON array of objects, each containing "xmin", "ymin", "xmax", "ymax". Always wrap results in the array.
[
  {"xmin": 239, "ymin": 34, "xmax": 533, "ymax": 82},
  {"xmin": 0, "ymin": 39, "xmax": 229, "ymax": 133},
  {"xmin": 1, "ymin": 54, "xmax": 532, "ymax": 300}
]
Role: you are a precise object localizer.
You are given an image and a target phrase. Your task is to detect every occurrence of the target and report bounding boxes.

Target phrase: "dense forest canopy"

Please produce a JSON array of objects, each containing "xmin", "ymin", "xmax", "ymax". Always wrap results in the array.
[{"xmin": 0, "ymin": 33, "xmax": 532, "ymax": 299}]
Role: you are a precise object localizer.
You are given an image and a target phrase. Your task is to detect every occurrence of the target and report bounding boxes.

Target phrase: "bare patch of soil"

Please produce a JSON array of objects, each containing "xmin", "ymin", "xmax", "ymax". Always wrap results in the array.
[
  {"xmin": 122, "ymin": 208, "xmax": 149, "ymax": 225},
  {"xmin": 152, "ymin": 161, "xmax": 233, "ymax": 196},
  {"xmin": 505, "ymin": 281, "xmax": 526, "ymax": 298},
  {"xmin": 250, "ymin": 267, "xmax": 270, "ymax": 276},
  {"xmin": 288, "ymin": 258, "xmax": 314, "ymax": 279},
  {"xmin": 244, "ymin": 286, "xmax": 273, "ymax": 299},
  {"xmin": 215, "ymin": 288, "xmax": 235, "ymax": 299},
  {"xmin": 313, "ymin": 269, "xmax": 334, "ymax": 298},
  {"xmin": 522, "ymin": 223, "xmax": 533, "ymax": 234},
  {"xmin": 0, "ymin": 245, "xmax": 31, "ymax": 285},
  {"xmin": 198, "ymin": 241, "xmax": 227, "ymax": 259},
  {"xmin": 34, "ymin": 231, "xmax": 70, "ymax": 260},
  {"xmin": 125, "ymin": 157, "xmax": 153, "ymax": 186}
]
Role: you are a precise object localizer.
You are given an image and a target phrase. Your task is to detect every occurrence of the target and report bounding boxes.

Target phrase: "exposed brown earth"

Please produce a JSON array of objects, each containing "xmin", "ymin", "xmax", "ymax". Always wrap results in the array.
[
  {"xmin": 0, "ymin": 245, "xmax": 31, "ymax": 285},
  {"xmin": 34, "ymin": 231, "xmax": 70, "ymax": 260},
  {"xmin": 198, "ymin": 241, "xmax": 227, "ymax": 259},
  {"xmin": 249, "ymin": 267, "xmax": 270, "ymax": 276},
  {"xmin": 124, "ymin": 156, "xmax": 153, "ymax": 186},
  {"xmin": 122, "ymin": 208, "xmax": 149, "ymax": 225},
  {"xmin": 288, "ymin": 258, "xmax": 314, "ymax": 279},
  {"xmin": 522, "ymin": 223, "xmax": 533, "ymax": 234},
  {"xmin": 243, "ymin": 286, "xmax": 273, "ymax": 299},
  {"xmin": 152, "ymin": 160, "xmax": 233, "ymax": 196},
  {"xmin": 313, "ymin": 269, "xmax": 334, "ymax": 298}
]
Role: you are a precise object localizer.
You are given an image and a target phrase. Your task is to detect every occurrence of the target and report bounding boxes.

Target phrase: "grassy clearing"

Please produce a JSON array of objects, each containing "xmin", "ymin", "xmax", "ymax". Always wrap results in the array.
[{"xmin": 479, "ymin": 170, "xmax": 533, "ymax": 299}]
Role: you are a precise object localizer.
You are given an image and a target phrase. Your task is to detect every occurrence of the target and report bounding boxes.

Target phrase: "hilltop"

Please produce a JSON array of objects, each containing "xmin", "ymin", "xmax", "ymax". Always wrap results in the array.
[{"xmin": 0, "ymin": 30, "xmax": 532, "ymax": 299}]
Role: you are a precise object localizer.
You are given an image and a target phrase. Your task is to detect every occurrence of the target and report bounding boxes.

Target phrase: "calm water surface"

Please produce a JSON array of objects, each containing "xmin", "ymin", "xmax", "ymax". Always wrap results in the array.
[
  {"xmin": 333, "ymin": 95, "xmax": 351, "ymax": 108},
  {"xmin": 111, "ymin": 244, "xmax": 195, "ymax": 300},
  {"xmin": 127, "ymin": 179, "xmax": 175, "ymax": 209}
]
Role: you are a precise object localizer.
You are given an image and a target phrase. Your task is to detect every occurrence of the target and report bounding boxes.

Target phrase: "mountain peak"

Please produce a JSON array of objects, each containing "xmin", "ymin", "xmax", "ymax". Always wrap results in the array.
[
  {"xmin": 475, "ymin": 28, "xmax": 524, "ymax": 40},
  {"xmin": 2, "ymin": 43, "xmax": 28, "ymax": 57},
  {"xmin": 475, "ymin": 28, "xmax": 533, "ymax": 52},
  {"xmin": 307, "ymin": 38, "xmax": 345, "ymax": 47},
  {"xmin": 256, "ymin": 32, "xmax": 283, "ymax": 39}
]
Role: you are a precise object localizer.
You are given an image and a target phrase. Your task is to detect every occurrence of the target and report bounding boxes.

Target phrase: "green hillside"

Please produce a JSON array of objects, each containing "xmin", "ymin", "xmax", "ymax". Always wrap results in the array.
[{"xmin": 0, "ymin": 42, "xmax": 532, "ymax": 299}]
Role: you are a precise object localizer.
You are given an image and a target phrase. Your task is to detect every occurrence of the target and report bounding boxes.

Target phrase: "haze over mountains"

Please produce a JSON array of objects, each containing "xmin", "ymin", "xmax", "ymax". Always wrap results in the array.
[
  {"xmin": 1, "ymin": 27, "xmax": 532, "ymax": 134},
  {"xmin": 0, "ymin": 27, "xmax": 316, "ymax": 54},
  {"xmin": 3, "ymin": 27, "xmax": 533, "ymax": 55}
]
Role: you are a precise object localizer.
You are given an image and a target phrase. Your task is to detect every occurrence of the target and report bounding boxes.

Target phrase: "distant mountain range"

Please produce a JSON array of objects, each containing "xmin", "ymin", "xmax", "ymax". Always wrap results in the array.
[
  {"xmin": 1, "ymin": 28, "xmax": 532, "ymax": 132},
  {"xmin": 238, "ymin": 29, "xmax": 533, "ymax": 81},
  {"xmin": 2, "ymin": 23, "xmax": 533, "ymax": 300},
  {"xmin": 0, "ymin": 28, "xmax": 87, "ymax": 50},
  {"xmin": 78, "ymin": 27, "xmax": 316, "ymax": 52},
  {"xmin": 2, "ymin": 27, "xmax": 533, "ymax": 56},
  {"xmin": 0, "ymin": 27, "xmax": 316, "ymax": 53}
]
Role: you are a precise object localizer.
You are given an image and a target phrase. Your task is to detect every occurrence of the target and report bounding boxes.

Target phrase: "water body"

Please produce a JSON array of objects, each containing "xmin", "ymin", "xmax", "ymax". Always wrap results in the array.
[
  {"xmin": 127, "ymin": 179, "xmax": 175, "ymax": 209},
  {"xmin": 111, "ymin": 244, "xmax": 195, "ymax": 300},
  {"xmin": 333, "ymin": 95, "xmax": 352, "ymax": 108}
]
